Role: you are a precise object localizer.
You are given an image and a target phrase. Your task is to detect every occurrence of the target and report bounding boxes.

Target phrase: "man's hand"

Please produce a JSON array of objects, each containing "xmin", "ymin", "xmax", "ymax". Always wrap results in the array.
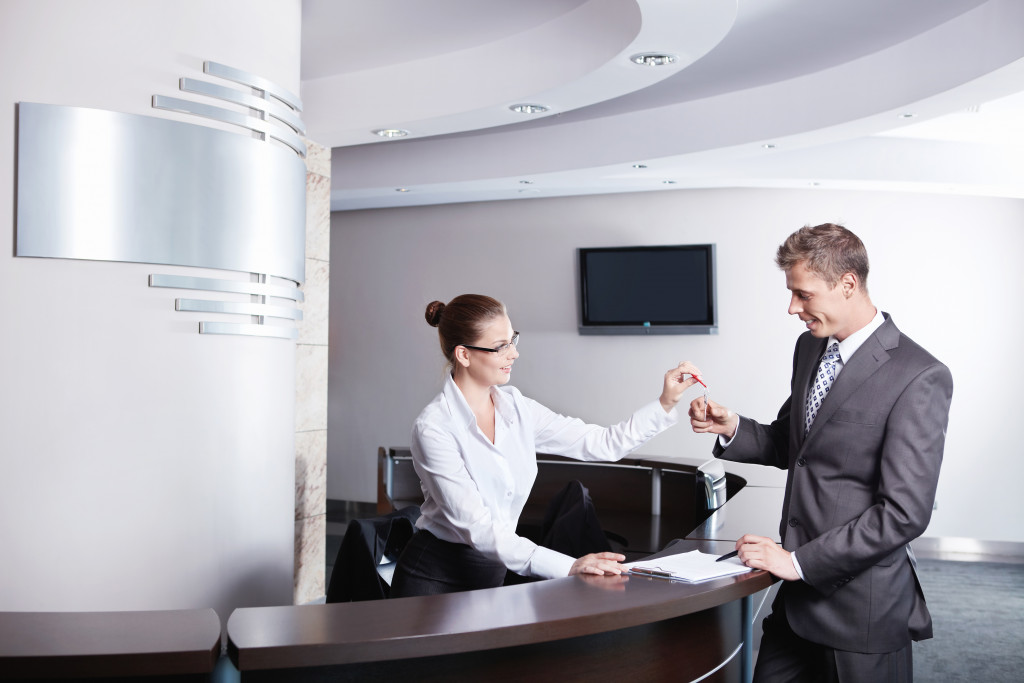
[
  {"xmin": 689, "ymin": 397, "xmax": 739, "ymax": 439},
  {"xmin": 734, "ymin": 534, "xmax": 800, "ymax": 581}
]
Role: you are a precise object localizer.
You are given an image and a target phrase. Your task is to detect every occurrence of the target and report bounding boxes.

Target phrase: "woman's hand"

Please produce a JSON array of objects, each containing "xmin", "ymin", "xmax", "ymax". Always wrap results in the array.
[
  {"xmin": 659, "ymin": 361, "xmax": 704, "ymax": 412},
  {"xmin": 569, "ymin": 551, "xmax": 626, "ymax": 576}
]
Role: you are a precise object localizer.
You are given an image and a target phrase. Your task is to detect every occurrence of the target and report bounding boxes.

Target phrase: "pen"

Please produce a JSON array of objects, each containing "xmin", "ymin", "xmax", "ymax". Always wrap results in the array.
[
  {"xmin": 693, "ymin": 376, "xmax": 707, "ymax": 388},
  {"xmin": 631, "ymin": 567, "xmax": 674, "ymax": 578},
  {"xmin": 715, "ymin": 549, "xmax": 739, "ymax": 562}
]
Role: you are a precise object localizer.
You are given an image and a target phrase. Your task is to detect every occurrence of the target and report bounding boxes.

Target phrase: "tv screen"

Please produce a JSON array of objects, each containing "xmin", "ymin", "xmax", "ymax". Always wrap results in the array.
[{"xmin": 578, "ymin": 244, "xmax": 717, "ymax": 335}]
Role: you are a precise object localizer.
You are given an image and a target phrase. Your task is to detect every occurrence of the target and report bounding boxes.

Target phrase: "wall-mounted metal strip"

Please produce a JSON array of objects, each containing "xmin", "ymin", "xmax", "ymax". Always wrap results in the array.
[
  {"xmin": 149, "ymin": 274, "xmax": 304, "ymax": 302},
  {"xmin": 179, "ymin": 78, "xmax": 306, "ymax": 135},
  {"xmin": 152, "ymin": 95, "xmax": 306, "ymax": 157},
  {"xmin": 199, "ymin": 322, "xmax": 299, "ymax": 340},
  {"xmin": 176, "ymin": 298, "xmax": 302, "ymax": 321},
  {"xmin": 204, "ymin": 61, "xmax": 303, "ymax": 113}
]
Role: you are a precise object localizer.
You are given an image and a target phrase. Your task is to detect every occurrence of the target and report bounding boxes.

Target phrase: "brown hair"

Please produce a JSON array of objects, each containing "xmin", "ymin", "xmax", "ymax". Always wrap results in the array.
[
  {"xmin": 425, "ymin": 294, "xmax": 507, "ymax": 365},
  {"xmin": 775, "ymin": 223, "xmax": 869, "ymax": 291}
]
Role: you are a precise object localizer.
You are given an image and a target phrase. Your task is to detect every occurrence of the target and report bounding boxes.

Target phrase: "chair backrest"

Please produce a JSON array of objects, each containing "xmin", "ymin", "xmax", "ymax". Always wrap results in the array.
[
  {"xmin": 379, "ymin": 447, "xmax": 424, "ymax": 512},
  {"xmin": 326, "ymin": 505, "xmax": 420, "ymax": 603}
]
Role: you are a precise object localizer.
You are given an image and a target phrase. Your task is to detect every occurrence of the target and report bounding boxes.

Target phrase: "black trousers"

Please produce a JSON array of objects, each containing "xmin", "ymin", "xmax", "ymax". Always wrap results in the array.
[
  {"xmin": 754, "ymin": 594, "xmax": 913, "ymax": 683},
  {"xmin": 389, "ymin": 529, "xmax": 507, "ymax": 598}
]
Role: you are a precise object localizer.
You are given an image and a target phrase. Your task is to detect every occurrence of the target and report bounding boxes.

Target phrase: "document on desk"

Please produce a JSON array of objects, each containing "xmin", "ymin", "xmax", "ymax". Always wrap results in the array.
[{"xmin": 625, "ymin": 550, "xmax": 753, "ymax": 583}]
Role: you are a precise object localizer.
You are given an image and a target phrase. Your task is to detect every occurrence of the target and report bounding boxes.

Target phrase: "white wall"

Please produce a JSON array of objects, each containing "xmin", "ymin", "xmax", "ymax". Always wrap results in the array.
[
  {"xmin": 0, "ymin": 0, "xmax": 302, "ymax": 619},
  {"xmin": 329, "ymin": 187, "xmax": 1024, "ymax": 544}
]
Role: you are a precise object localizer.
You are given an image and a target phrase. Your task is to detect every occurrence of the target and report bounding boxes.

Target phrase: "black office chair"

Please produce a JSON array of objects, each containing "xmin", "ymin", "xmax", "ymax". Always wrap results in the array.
[{"xmin": 326, "ymin": 505, "xmax": 421, "ymax": 603}]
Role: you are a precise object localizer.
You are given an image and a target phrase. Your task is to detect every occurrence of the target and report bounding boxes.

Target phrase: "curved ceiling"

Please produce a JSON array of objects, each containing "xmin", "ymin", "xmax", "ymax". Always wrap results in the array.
[{"xmin": 299, "ymin": 0, "xmax": 1024, "ymax": 210}]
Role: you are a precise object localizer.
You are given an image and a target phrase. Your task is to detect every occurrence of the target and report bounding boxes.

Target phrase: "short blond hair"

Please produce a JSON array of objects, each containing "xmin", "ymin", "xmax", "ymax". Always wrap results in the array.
[{"xmin": 776, "ymin": 223, "xmax": 869, "ymax": 291}]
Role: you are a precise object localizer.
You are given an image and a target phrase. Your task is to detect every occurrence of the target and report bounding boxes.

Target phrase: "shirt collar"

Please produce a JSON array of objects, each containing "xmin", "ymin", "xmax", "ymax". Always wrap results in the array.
[
  {"xmin": 442, "ymin": 374, "xmax": 515, "ymax": 430},
  {"xmin": 830, "ymin": 307, "xmax": 885, "ymax": 363}
]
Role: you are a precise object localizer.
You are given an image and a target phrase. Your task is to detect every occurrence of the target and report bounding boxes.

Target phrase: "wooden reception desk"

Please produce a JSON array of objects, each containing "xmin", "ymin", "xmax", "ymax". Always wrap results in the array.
[{"xmin": 227, "ymin": 454, "xmax": 785, "ymax": 682}]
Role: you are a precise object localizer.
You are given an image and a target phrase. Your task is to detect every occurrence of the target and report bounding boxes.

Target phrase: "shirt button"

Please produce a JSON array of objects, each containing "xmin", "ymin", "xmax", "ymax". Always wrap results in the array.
[{"xmin": 506, "ymin": 491, "xmax": 513, "ymax": 498}]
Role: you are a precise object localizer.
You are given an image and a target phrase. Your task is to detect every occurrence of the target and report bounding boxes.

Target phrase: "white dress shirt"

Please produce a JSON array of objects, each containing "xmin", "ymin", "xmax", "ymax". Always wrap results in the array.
[{"xmin": 411, "ymin": 374, "xmax": 679, "ymax": 580}]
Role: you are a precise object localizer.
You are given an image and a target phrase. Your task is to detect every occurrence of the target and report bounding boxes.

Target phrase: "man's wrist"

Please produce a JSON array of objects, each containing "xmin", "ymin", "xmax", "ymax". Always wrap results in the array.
[{"xmin": 790, "ymin": 551, "xmax": 806, "ymax": 581}]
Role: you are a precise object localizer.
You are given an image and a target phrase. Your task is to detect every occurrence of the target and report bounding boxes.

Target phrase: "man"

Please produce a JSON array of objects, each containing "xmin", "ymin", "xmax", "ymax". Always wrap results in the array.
[{"xmin": 690, "ymin": 223, "xmax": 952, "ymax": 682}]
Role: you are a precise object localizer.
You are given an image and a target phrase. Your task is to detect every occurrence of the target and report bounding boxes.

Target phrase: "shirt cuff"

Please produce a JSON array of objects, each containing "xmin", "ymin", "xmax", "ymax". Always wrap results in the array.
[
  {"xmin": 529, "ymin": 545, "xmax": 576, "ymax": 580},
  {"xmin": 790, "ymin": 550, "xmax": 806, "ymax": 581},
  {"xmin": 718, "ymin": 417, "xmax": 739, "ymax": 448}
]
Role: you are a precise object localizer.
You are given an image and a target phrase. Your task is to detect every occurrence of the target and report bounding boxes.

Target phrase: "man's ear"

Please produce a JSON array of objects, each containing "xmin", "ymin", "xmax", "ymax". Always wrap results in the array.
[{"xmin": 840, "ymin": 272, "xmax": 859, "ymax": 298}]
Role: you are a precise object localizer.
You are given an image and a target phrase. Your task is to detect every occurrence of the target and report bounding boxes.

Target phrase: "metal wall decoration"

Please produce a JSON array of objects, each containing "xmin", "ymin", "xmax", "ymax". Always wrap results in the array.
[{"xmin": 15, "ymin": 61, "xmax": 308, "ymax": 340}]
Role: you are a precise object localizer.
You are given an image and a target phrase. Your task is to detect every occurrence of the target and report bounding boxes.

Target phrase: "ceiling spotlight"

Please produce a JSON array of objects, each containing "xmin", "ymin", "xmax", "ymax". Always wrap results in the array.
[
  {"xmin": 372, "ymin": 128, "xmax": 409, "ymax": 138},
  {"xmin": 395, "ymin": 188, "xmax": 410, "ymax": 193},
  {"xmin": 509, "ymin": 103, "xmax": 549, "ymax": 114},
  {"xmin": 630, "ymin": 53, "xmax": 678, "ymax": 67}
]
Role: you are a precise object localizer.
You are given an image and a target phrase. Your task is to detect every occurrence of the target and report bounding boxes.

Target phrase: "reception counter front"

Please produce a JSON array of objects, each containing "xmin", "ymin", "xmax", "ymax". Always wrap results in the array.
[{"xmin": 227, "ymin": 453, "xmax": 785, "ymax": 682}]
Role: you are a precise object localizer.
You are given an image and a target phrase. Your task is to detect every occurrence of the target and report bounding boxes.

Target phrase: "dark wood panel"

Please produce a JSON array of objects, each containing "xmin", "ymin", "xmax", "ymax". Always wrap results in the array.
[
  {"xmin": 238, "ymin": 600, "xmax": 743, "ymax": 682},
  {"xmin": 0, "ymin": 609, "xmax": 221, "ymax": 680},
  {"xmin": 228, "ymin": 539, "xmax": 771, "ymax": 673}
]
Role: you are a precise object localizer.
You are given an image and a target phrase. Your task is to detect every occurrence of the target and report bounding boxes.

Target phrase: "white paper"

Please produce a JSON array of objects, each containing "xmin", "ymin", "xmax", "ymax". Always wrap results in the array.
[{"xmin": 625, "ymin": 550, "xmax": 753, "ymax": 583}]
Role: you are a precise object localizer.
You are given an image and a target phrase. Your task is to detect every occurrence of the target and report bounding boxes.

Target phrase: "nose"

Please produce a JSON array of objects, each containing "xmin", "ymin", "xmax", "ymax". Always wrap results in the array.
[
  {"xmin": 508, "ymin": 344, "xmax": 520, "ymax": 360},
  {"xmin": 788, "ymin": 294, "xmax": 802, "ymax": 316}
]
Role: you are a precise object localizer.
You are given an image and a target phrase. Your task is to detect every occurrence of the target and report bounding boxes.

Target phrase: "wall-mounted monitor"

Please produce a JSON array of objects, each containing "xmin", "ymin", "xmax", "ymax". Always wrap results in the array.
[{"xmin": 578, "ymin": 244, "xmax": 718, "ymax": 335}]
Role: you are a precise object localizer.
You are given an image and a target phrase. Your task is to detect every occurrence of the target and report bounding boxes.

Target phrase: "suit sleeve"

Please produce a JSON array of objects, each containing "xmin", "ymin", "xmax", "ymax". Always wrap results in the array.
[
  {"xmin": 713, "ymin": 340, "xmax": 801, "ymax": 470},
  {"xmin": 795, "ymin": 361, "xmax": 953, "ymax": 596}
]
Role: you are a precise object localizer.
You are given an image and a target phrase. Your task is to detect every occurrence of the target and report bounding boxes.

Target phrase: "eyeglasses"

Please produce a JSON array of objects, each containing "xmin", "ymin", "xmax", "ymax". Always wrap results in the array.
[{"xmin": 461, "ymin": 332, "xmax": 520, "ymax": 355}]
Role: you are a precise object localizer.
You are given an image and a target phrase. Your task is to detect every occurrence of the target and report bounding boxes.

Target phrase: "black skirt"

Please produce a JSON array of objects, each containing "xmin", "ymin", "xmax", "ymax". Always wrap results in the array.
[{"xmin": 389, "ymin": 529, "xmax": 507, "ymax": 598}]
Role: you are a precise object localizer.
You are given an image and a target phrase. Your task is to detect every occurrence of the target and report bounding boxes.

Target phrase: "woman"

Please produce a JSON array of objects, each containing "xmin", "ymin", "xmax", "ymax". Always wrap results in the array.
[{"xmin": 389, "ymin": 294, "xmax": 703, "ymax": 597}]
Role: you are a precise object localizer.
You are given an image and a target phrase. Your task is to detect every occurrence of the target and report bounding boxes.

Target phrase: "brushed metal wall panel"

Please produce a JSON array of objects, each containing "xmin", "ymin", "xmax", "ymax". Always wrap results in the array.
[
  {"xmin": 199, "ymin": 322, "xmax": 299, "ymax": 340},
  {"xmin": 203, "ymin": 61, "xmax": 303, "ymax": 112},
  {"xmin": 179, "ymin": 78, "xmax": 306, "ymax": 134},
  {"xmin": 152, "ymin": 95, "xmax": 306, "ymax": 157},
  {"xmin": 148, "ymin": 274, "xmax": 304, "ymax": 302},
  {"xmin": 176, "ymin": 298, "xmax": 302, "ymax": 321},
  {"xmin": 16, "ymin": 102, "xmax": 306, "ymax": 283}
]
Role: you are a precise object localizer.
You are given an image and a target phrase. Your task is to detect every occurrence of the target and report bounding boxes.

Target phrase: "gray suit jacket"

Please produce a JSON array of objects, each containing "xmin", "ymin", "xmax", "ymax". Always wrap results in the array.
[{"xmin": 715, "ymin": 314, "xmax": 953, "ymax": 653}]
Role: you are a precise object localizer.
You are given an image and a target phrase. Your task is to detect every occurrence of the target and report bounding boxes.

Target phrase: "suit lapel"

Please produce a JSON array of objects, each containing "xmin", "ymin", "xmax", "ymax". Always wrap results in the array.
[
  {"xmin": 804, "ymin": 315, "xmax": 900, "ymax": 441},
  {"xmin": 793, "ymin": 336, "xmax": 826, "ymax": 447}
]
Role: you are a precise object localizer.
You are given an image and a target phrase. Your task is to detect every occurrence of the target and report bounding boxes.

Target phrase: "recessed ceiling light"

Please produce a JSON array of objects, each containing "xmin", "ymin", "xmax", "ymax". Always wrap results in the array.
[
  {"xmin": 509, "ymin": 103, "xmax": 549, "ymax": 114},
  {"xmin": 898, "ymin": 113, "xmax": 917, "ymax": 119},
  {"xmin": 395, "ymin": 188, "xmax": 410, "ymax": 192},
  {"xmin": 663, "ymin": 180, "xmax": 676, "ymax": 185},
  {"xmin": 630, "ymin": 53, "xmax": 678, "ymax": 67},
  {"xmin": 518, "ymin": 180, "xmax": 534, "ymax": 184},
  {"xmin": 372, "ymin": 128, "xmax": 409, "ymax": 138},
  {"xmin": 762, "ymin": 143, "xmax": 777, "ymax": 149},
  {"xmin": 633, "ymin": 164, "xmax": 648, "ymax": 169}
]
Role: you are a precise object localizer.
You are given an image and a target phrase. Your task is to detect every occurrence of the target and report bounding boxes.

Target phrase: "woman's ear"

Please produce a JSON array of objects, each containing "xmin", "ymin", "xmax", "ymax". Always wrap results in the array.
[{"xmin": 454, "ymin": 346, "xmax": 471, "ymax": 368}]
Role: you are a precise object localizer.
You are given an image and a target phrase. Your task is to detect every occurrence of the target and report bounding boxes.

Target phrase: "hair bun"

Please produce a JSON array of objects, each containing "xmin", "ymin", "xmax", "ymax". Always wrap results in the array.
[{"xmin": 425, "ymin": 300, "xmax": 445, "ymax": 327}]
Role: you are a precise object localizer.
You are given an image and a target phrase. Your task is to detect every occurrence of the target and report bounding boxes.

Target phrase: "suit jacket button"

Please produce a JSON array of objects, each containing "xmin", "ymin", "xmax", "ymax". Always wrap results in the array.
[
  {"xmin": 797, "ymin": 458, "xmax": 807, "ymax": 467},
  {"xmin": 788, "ymin": 518, "xmax": 799, "ymax": 527}
]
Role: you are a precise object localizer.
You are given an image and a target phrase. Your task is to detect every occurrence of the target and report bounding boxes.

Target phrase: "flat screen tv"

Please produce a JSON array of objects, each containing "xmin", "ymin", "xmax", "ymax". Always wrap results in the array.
[{"xmin": 578, "ymin": 244, "xmax": 717, "ymax": 335}]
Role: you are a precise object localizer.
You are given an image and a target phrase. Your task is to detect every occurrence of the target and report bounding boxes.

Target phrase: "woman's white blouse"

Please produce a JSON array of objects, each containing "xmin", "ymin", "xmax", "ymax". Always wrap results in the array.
[{"xmin": 410, "ymin": 374, "xmax": 679, "ymax": 580}]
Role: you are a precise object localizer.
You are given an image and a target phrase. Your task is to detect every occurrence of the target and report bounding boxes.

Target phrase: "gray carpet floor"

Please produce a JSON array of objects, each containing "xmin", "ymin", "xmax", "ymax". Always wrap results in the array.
[{"xmin": 913, "ymin": 559, "xmax": 1024, "ymax": 682}]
